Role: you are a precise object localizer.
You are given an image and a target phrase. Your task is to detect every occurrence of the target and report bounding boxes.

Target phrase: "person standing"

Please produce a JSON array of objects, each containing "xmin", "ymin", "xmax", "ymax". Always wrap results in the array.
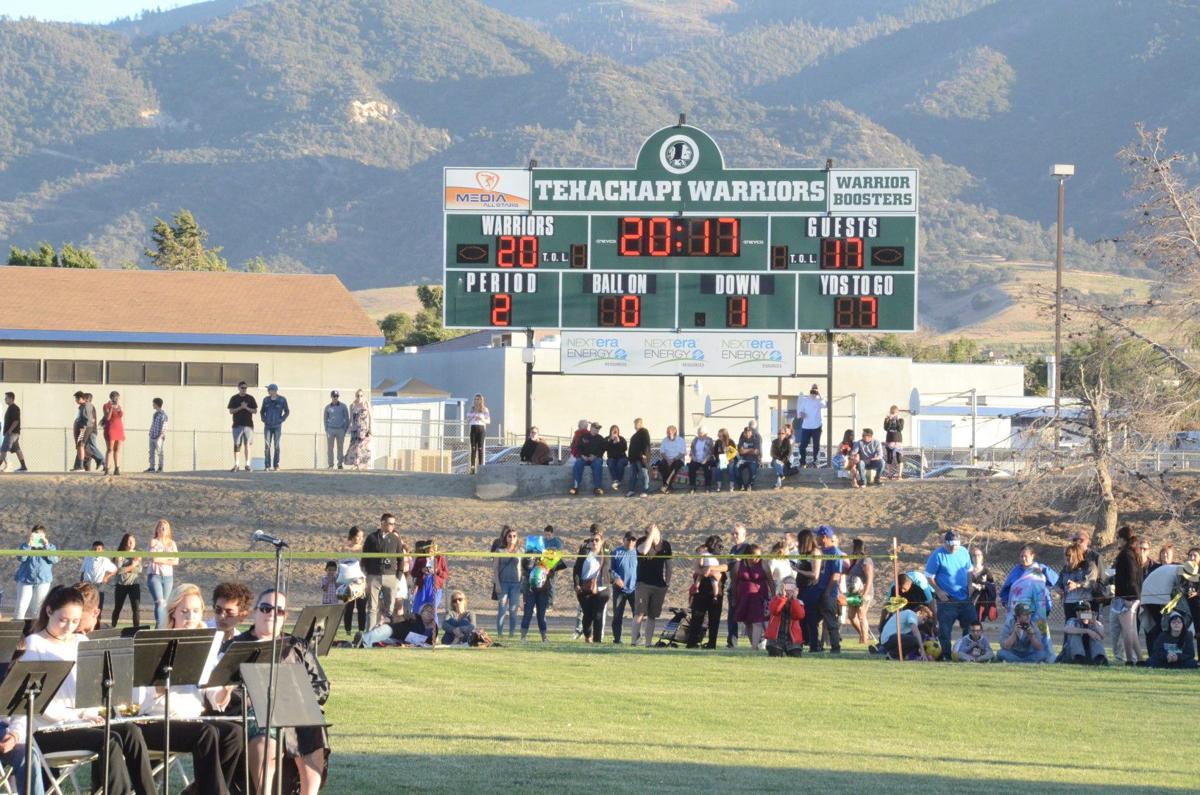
[
  {"xmin": 926, "ymin": 530, "xmax": 975, "ymax": 660},
  {"xmin": 0, "ymin": 392, "xmax": 28, "ymax": 472},
  {"xmin": 726, "ymin": 523, "xmax": 750, "ymax": 647},
  {"xmin": 79, "ymin": 540, "xmax": 117, "ymax": 615},
  {"xmin": 227, "ymin": 381, "xmax": 257, "ymax": 472},
  {"xmin": 466, "ymin": 393, "xmax": 490, "ymax": 474},
  {"xmin": 814, "ymin": 525, "xmax": 844, "ymax": 653},
  {"xmin": 734, "ymin": 544, "xmax": 771, "ymax": 649},
  {"xmin": 84, "ymin": 394, "xmax": 106, "ymax": 471},
  {"xmin": 883, "ymin": 405, "xmax": 905, "ymax": 479},
  {"xmin": 632, "ymin": 524, "xmax": 672, "ymax": 647},
  {"xmin": 15, "ymin": 525, "xmax": 58, "ymax": 619},
  {"xmin": 338, "ymin": 526, "xmax": 368, "ymax": 634},
  {"xmin": 625, "ymin": 417, "xmax": 652, "ymax": 497},
  {"xmin": 493, "ymin": 527, "xmax": 521, "ymax": 639},
  {"xmin": 323, "ymin": 390, "xmax": 350, "ymax": 469},
  {"xmin": 794, "ymin": 383, "xmax": 826, "ymax": 468},
  {"xmin": 573, "ymin": 533, "xmax": 610, "ymax": 643},
  {"xmin": 345, "ymin": 389, "xmax": 373, "ymax": 470},
  {"xmin": 362, "ymin": 513, "xmax": 401, "ymax": 626},
  {"xmin": 71, "ymin": 391, "xmax": 104, "ymax": 471},
  {"xmin": 1112, "ymin": 532, "xmax": 1144, "ymax": 665},
  {"xmin": 259, "ymin": 384, "xmax": 290, "ymax": 472},
  {"xmin": 686, "ymin": 535, "xmax": 728, "ymax": 649},
  {"xmin": 147, "ymin": 519, "xmax": 179, "ymax": 628},
  {"xmin": 146, "ymin": 397, "xmax": 168, "ymax": 473},
  {"xmin": 111, "ymin": 533, "xmax": 142, "ymax": 628},
  {"xmin": 610, "ymin": 532, "xmax": 638, "ymax": 644},
  {"xmin": 101, "ymin": 391, "xmax": 126, "ymax": 475}
]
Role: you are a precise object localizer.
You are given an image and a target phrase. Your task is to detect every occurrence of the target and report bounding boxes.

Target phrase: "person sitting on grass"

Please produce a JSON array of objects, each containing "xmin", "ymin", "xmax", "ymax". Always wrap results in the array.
[
  {"xmin": 354, "ymin": 601, "xmax": 437, "ymax": 648},
  {"xmin": 441, "ymin": 591, "xmax": 475, "ymax": 645},
  {"xmin": 997, "ymin": 603, "xmax": 1054, "ymax": 663},
  {"xmin": 764, "ymin": 576, "xmax": 805, "ymax": 657},
  {"xmin": 1148, "ymin": 611, "xmax": 1197, "ymax": 669},
  {"xmin": 1058, "ymin": 600, "xmax": 1107, "ymax": 665},
  {"xmin": 853, "ymin": 428, "xmax": 885, "ymax": 487},
  {"xmin": 876, "ymin": 572, "xmax": 932, "ymax": 637},
  {"xmin": 951, "ymin": 619, "xmax": 993, "ymax": 662},
  {"xmin": 879, "ymin": 605, "xmax": 934, "ymax": 661}
]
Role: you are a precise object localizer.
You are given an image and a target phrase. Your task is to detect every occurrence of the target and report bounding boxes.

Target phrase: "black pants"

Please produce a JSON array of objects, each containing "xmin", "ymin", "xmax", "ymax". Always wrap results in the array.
[
  {"xmin": 141, "ymin": 719, "xmax": 243, "ymax": 795},
  {"xmin": 112, "ymin": 583, "xmax": 141, "ymax": 627},
  {"xmin": 686, "ymin": 591, "xmax": 722, "ymax": 648},
  {"xmin": 611, "ymin": 590, "xmax": 635, "ymax": 642},
  {"xmin": 35, "ymin": 722, "xmax": 157, "ymax": 795},
  {"xmin": 1144, "ymin": 603, "xmax": 1164, "ymax": 652},
  {"xmin": 656, "ymin": 458, "xmax": 684, "ymax": 487},
  {"xmin": 726, "ymin": 587, "xmax": 739, "ymax": 646},
  {"xmin": 343, "ymin": 597, "xmax": 367, "ymax": 633},
  {"xmin": 469, "ymin": 425, "xmax": 485, "ymax": 469},
  {"xmin": 686, "ymin": 461, "xmax": 714, "ymax": 489},
  {"xmin": 578, "ymin": 591, "xmax": 610, "ymax": 642}
]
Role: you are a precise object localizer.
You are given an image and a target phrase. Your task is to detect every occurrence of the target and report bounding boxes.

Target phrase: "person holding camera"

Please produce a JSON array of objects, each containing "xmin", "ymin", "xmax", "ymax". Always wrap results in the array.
[
  {"xmin": 15, "ymin": 524, "xmax": 59, "ymax": 619},
  {"xmin": 997, "ymin": 603, "xmax": 1054, "ymax": 663},
  {"xmin": 1059, "ymin": 601, "xmax": 1108, "ymax": 665}
]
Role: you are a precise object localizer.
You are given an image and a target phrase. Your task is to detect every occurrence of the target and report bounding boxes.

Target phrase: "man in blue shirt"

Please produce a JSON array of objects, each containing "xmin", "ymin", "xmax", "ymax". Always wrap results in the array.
[
  {"xmin": 815, "ymin": 525, "xmax": 844, "ymax": 653},
  {"xmin": 926, "ymin": 530, "xmax": 974, "ymax": 660},
  {"xmin": 610, "ymin": 532, "xmax": 638, "ymax": 643}
]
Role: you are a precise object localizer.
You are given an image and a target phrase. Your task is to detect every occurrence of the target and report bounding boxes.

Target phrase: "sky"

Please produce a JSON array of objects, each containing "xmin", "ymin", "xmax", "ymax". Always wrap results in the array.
[{"xmin": 0, "ymin": 1, "xmax": 190, "ymax": 24}]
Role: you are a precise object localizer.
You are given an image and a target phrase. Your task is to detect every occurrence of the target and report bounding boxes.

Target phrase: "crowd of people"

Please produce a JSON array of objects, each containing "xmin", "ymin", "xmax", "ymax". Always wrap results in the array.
[{"xmin": 0, "ymin": 562, "xmax": 330, "ymax": 794}]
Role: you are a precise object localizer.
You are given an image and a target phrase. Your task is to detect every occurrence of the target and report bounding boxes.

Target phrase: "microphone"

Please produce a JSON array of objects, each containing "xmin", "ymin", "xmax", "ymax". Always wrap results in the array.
[{"xmin": 251, "ymin": 530, "xmax": 288, "ymax": 548}]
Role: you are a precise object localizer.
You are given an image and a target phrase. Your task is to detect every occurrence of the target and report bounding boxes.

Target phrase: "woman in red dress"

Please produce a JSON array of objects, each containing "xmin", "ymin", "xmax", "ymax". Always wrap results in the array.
[
  {"xmin": 102, "ymin": 390, "xmax": 126, "ymax": 475},
  {"xmin": 734, "ymin": 544, "xmax": 774, "ymax": 650}
]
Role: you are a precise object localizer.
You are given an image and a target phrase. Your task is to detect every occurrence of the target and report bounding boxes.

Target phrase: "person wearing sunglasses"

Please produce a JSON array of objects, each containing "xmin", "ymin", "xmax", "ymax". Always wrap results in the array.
[
  {"xmin": 573, "ymin": 534, "xmax": 610, "ymax": 643},
  {"xmin": 231, "ymin": 589, "xmax": 330, "ymax": 795},
  {"xmin": 352, "ymin": 601, "xmax": 437, "ymax": 648}
]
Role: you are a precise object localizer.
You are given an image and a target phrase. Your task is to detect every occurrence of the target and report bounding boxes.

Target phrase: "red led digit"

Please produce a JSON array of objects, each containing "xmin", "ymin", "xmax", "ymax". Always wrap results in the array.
[
  {"xmin": 821, "ymin": 238, "xmax": 841, "ymax": 269},
  {"xmin": 846, "ymin": 237, "xmax": 864, "ymax": 269},
  {"xmin": 497, "ymin": 236, "xmax": 516, "ymax": 268},
  {"xmin": 619, "ymin": 218, "xmax": 643, "ymax": 256},
  {"xmin": 598, "ymin": 295, "xmax": 618, "ymax": 326},
  {"xmin": 518, "ymin": 235, "xmax": 538, "ymax": 268},
  {"xmin": 686, "ymin": 219, "xmax": 711, "ymax": 255},
  {"xmin": 834, "ymin": 297, "xmax": 855, "ymax": 328},
  {"xmin": 716, "ymin": 218, "xmax": 739, "ymax": 256},
  {"xmin": 726, "ymin": 296, "xmax": 748, "ymax": 328},
  {"xmin": 619, "ymin": 295, "xmax": 641, "ymax": 327},
  {"xmin": 490, "ymin": 293, "xmax": 512, "ymax": 326},
  {"xmin": 859, "ymin": 296, "xmax": 878, "ymax": 328},
  {"xmin": 648, "ymin": 217, "xmax": 671, "ymax": 256}
]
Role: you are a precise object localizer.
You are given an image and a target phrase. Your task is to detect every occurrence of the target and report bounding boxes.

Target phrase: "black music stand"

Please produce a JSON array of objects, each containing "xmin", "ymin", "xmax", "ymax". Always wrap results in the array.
[
  {"xmin": 82, "ymin": 627, "xmax": 126, "ymax": 640},
  {"xmin": 203, "ymin": 639, "xmax": 275, "ymax": 795},
  {"xmin": 132, "ymin": 628, "xmax": 218, "ymax": 795},
  {"xmin": 241, "ymin": 662, "xmax": 328, "ymax": 795},
  {"xmin": 76, "ymin": 637, "xmax": 135, "ymax": 795},
  {"xmin": 0, "ymin": 621, "xmax": 26, "ymax": 681},
  {"xmin": 0, "ymin": 660, "xmax": 75, "ymax": 795},
  {"xmin": 288, "ymin": 605, "xmax": 346, "ymax": 657}
]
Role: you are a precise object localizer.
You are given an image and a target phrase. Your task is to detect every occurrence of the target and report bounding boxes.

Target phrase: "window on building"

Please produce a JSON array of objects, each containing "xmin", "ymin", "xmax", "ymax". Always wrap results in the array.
[
  {"xmin": 0, "ymin": 359, "xmax": 40, "ymax": 383},
  {"xmin": 185, "ymin": 363, "xmax": 258, "ymax": 387},
  {"xmin": 44, "ymin": 359, "xmax": 103, "ymax": 384},
  {"xmin": 107, "ymin": 361, "xmax": 182, "ymax": 386}
]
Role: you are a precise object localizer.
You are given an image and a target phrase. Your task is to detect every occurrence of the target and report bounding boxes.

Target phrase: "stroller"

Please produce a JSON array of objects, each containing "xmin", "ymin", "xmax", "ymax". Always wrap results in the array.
[{"xmin": 654, "ymin": 608, "xmax": 695, "ymax": 648}]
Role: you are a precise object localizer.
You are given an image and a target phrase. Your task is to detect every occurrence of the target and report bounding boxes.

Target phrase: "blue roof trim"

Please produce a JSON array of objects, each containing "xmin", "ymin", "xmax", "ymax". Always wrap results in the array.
[{"xmin": 0, "ymin": 329, "xmax": 384, "ymax": 348}]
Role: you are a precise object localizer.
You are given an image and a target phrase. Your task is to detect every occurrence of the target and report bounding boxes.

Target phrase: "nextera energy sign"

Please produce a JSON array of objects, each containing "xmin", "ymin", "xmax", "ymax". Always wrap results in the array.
[{"xmin": 560, "ymin": 331, "xmax": 797, "ymax": 376}]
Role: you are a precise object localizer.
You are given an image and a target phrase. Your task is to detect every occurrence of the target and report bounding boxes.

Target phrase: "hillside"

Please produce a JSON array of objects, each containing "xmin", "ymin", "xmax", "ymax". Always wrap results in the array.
[{"xmin": 0, "ymin": 0, "xmax": 1185, "ymax": 312}]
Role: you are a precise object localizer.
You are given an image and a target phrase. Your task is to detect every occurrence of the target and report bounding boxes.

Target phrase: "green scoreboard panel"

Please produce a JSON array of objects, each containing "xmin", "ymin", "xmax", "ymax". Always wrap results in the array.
[{"xmin": 443, "ymin": 125, "xmax": 918, "ymax": 332}]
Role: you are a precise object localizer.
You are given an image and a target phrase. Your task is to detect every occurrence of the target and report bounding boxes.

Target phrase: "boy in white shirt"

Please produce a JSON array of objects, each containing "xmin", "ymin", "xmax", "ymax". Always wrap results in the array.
[{"xmin": 79, "ymin": 540, "xmax": 117, "ymax": 614}]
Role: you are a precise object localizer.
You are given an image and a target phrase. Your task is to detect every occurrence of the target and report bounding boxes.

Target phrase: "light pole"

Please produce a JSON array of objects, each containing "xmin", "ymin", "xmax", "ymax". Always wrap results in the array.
[{"xmin": 1051, "ymin": 163, "xmax": 1074, "ymax": 450}]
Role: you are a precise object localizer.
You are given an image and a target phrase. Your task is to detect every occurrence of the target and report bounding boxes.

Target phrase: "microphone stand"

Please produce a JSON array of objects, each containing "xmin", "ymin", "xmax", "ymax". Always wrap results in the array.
[
  {"xmin": 22, "ymin": 678, "xmax": 40, "ymax": 795},
  {"xmin": 254, "ymin": 533, "xmax": 288, "ymax": 795},
  {"xmin": 102, "ymin": 649, "xmax": 114, "ymax": 795},
  {"xmin": 159, "ymin": 640, "xmax": 178, "ymax": 795}
]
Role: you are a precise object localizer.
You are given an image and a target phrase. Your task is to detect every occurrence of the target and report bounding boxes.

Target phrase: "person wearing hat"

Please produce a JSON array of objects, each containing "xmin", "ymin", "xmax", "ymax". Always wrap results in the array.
[
  {"xmin": 1059, "ymin": 601, "xmax": 1108, "ymax": 665},
  {"xmin": 997, "ymin": 602, "xmax": 1053, "ymax": 663},
  {"xmin": 1148, "ymin": 610, "xmax": 1197, "ymax": 669},
  {"xmin": 793, "ymin": 383, "xmax": 826, "ymax": 468},
  {"xmin": 926, "ymin": 530, "xmax": 975, "ymax": 661},
  {"xmin": 259, "ymin": 383, "xmax": 290, "ymax": 472},
  {"xmin": 610, "ymin": 532, "xmax": 638, "ymax": 643},
  {"xmin": 1183, "ymin": 554, "xmax": 1200, "ymax": 661},
  {"xmin": 227, "ymin": 381, "xmax": 257, "ymax": 471},
  {"xmin": 814, "ymin": 525, "xmax": 844, "ymax": 653},
  {"xmin": 323, "ymin": 389, "xmax": 350, "ymax": 469}
]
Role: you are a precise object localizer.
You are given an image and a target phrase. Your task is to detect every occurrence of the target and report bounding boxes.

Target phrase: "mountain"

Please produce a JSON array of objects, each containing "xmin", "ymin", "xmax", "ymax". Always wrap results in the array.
[{"xmin": 0, "ymin": 0, "xmax": 1188, "ymax": 315}]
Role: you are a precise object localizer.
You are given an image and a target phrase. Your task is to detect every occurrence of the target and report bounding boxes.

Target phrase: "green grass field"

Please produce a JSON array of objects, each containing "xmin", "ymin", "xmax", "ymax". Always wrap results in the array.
[{"xmin": 318, "ymin": 640, "xmax": 1198, "ymax": 793}]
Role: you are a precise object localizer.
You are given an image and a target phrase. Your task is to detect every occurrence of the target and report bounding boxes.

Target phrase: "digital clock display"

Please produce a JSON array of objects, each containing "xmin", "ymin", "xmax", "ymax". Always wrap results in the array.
[{"xmin": 618, "ymin": 217, "xmax": 740, "ymax": 257}]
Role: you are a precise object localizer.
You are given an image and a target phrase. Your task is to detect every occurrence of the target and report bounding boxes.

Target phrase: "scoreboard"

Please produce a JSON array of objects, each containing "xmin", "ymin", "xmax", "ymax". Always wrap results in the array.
[{"xmin": 443, "ymin": 125, "xmax": 917, "ymax": 332}]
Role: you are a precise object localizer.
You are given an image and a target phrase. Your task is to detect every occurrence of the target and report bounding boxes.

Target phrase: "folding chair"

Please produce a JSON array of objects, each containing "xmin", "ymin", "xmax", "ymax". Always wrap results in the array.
[
  {"xmin": 148, "ymin": 750, "xmax": 191, "ymax": 790},
  {"xmin": 0, "ymin": 757, "xmax": 16, "ymax": 795},
  {"xmin": 40, "ymin": 750, "xmax": 98, "ymax": 795}
]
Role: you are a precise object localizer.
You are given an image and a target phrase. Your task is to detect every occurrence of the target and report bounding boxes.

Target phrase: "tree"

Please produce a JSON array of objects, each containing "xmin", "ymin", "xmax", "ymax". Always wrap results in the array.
[
  {"xmin": 416, "ymin": 285, "xmax": 443, "ymax": 314},
  {"xmin": 145, "ymin": 209, "xmax": 228, "ymax": 271},
  {"xmin": 7, "ymin": 242, "xmax": 99, "ymax": 268},
  {"xmin": 244, "ymin": 256, "xmax": 270, "ymax": 273},
  {"xmin": 378, "ymin": 311, "xmax": 414, "ymax": 352}
]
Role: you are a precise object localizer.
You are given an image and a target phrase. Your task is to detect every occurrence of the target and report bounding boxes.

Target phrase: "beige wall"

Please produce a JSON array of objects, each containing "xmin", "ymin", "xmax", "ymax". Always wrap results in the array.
[
  {"xmin": 0, "ymin": 341, "xmax": 371, "ymax": 471},
  {"xmin": 374, "ymin": 345, "xmax": 1027, "ymax": 449}
]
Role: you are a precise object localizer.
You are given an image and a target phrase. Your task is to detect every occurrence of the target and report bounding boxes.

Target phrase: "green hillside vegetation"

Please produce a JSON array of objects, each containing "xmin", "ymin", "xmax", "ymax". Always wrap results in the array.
[{"xmin": 910, "ymin": 45, "xmax": 1014, "ymax": 119}]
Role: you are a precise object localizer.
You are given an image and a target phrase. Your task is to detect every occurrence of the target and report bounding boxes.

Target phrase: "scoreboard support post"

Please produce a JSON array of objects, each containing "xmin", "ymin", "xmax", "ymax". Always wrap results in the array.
[
  {"xmin": 524, "ymin": 328, "xmax": 534, "ymax": 436},
  {"xmin": 826, "ymin": 330, "xmax": 834, "ymax": 464},
  {"xmin": 677, "ymin": 374, "xmax": 686, "ymax": 435}
]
